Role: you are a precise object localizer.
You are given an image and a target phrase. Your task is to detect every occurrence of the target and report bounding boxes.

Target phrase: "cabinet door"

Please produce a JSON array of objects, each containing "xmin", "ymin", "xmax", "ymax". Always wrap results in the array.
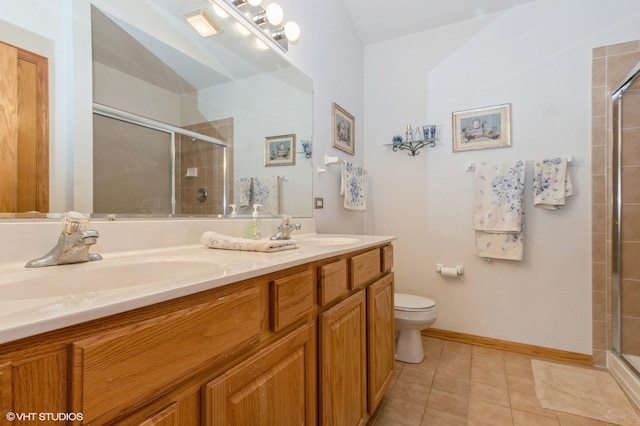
[
  {"xmin": 319, "ymin": 291, "xmax": 367, "ymax": 426},
  {"xmin": 204, "ymin": 323, "xmax": 316, "ymax": 426},
  {"xmin": 367, "ymin": 273, "xmax": 395, "ymax": 414}
]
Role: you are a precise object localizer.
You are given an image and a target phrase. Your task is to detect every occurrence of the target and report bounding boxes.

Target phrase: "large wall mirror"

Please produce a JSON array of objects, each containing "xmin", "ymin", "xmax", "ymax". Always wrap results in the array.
[{"xmin": 1, "ymin": 0, "xmax": 313, "ymax": 219}]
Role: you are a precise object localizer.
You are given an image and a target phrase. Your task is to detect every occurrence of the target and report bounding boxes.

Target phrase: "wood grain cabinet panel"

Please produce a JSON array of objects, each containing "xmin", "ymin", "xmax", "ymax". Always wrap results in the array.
[
  {"xmin": 350, "ymin": 249, "xmax": 381, "ymax": 290},
  {"xmin": 204, "ymin": 322, "xmax": 316, "ymax": 426},
  {"xmin": 367, "ymin": 273, "xmax": 395, "ymax": 414},
  {"xmin": 270, "ymin": 269, "xmax": 314, "ymax": 332},
  {"xmin": 71, "ymin": 285, "xmax": 263, "ymax": 424},
  {"xmin": 318, "ymin": 259, "xmax": 349, "ymax": 306},
  {"xmin": 382, "ymin": 245, "xmax": 394, "ymax": 273},
  {"xmin": 319, "ymin": 291, "xmax": 367, "ymax": 426}
]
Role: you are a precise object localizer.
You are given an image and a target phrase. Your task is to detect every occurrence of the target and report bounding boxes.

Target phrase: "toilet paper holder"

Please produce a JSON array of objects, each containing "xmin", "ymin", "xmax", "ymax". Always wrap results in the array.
[{"xmin": 436, "ymin": 264, "xmax": 464, "ymax": 276}]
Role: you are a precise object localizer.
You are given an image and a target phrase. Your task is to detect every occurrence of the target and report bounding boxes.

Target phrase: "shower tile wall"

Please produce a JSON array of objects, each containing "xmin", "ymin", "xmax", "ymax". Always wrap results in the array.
[
  {"xmin": 176, "ymin": 118, "xmax": 234, "ymax": 215},
  {"xmin": 592, "ymin": 40, "xmax": 640, "ymax": 366}
]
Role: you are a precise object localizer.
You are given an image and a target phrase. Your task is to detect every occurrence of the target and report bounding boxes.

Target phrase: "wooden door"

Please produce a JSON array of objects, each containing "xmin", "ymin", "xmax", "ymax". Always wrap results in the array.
[
  {"xmin": 319, "ymin": 291, "xmax": 367, "ymax": 426},
  {"xmin": 0, "ymin": 41, "xmax": 48, "ymax": 213},
  {"xmin": 367, "ymin": 273, "xmax": 395, "ymax": 414}
]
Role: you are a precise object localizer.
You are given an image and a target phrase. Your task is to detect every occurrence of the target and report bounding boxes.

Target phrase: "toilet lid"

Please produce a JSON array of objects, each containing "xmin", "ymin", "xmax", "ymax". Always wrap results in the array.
[{"xmin": 395, "ymin": 293, "xmax": 436, "ymax": 311}]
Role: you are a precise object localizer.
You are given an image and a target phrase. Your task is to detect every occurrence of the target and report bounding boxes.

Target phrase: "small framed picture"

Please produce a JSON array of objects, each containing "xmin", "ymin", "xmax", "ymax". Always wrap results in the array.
[
  {"xmin": 265, "ymin": 134, "xmax": 296, "ymax": 166},
  {"xmin": 452, "ymin": 103, "xmax": 511, "ymax": 152},
  {"xmin": 331, "ymin": 102, "xmax": 355, "ymax": 155}
]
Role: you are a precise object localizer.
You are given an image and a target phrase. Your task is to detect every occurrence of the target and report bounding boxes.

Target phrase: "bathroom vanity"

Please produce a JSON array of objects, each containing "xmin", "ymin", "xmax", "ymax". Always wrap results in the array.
[{"xmin": 0, "ymin": 235, "xmax": 395, "ymax": 425}]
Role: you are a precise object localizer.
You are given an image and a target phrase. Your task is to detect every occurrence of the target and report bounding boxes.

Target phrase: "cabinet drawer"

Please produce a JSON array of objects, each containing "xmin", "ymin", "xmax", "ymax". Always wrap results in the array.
[
  {"xmin": 382, "ymin": 245, "xmax": 394, "ymax": 272},
  {"xmin": 318, "ymin": 259, "xmax": 349, "ymax": 306},
  {"xmin": 270, "ymin": 269, "xmax": 314, "ymax": 332},
  {"xmin": 351, "ymin": 249, "xmax": 381, "ymax": 289},
  {"xmin": 70, "ymin": 285, "xmax": 263, "ymax": 424}
]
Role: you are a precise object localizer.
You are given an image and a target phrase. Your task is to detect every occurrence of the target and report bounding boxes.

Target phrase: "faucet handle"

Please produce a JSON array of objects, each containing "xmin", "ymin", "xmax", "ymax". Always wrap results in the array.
[
  {"xmin": 280, "ymin": 214, "xmax": 291, "ymax": 225},
  {"xmin": 62, "ymin": 211, "xmax": 90, "ymax": 234}
]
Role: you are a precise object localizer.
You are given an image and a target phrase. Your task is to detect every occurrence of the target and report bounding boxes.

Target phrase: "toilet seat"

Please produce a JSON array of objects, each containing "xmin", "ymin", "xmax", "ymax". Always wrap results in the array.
[{"xmin": 395, "ymin": 293, "xmax": 436, "ymax": 312}]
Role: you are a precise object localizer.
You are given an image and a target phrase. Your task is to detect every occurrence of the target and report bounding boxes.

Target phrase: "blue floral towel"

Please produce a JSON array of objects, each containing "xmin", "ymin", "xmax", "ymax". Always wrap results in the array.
[
  {"xmin": 253, "ymin": 176, "xmax": 279, "ymax": 216},
  {"xmin": 533, "ymin": 158, "xmax": 573, "ymax": 210},
  {"xmin": 340, "ymin": 161, "xmax": 366, "ymax": 211},
  {"xmin": 473, "ymin": 161, "xmax": 525, "ymax": 261},
  {"xmin": 237, "ymin": 177, "xmax": 252, "ymax": 208}
]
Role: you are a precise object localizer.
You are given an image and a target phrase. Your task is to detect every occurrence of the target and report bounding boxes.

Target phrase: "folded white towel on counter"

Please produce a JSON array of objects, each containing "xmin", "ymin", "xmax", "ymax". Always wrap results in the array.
[
  {"xmin": 201, "ymin": 231, "xmax": 297, "ymax": 252},
  {"xmin": 533, "ymin": 158, "xmax": 573, "ymax": 210},
  {"xmin": 473, "ymin": 161, "xmax": 525, "ymax": 261},
  {"xmin": 340, "ymin": 161, "xmax": 366, "ymax": 211}
]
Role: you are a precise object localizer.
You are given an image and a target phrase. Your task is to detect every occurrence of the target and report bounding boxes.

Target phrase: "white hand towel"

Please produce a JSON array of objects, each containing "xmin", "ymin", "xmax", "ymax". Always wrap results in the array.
[
  {"xmin": 533, "ymin": 158, "xmax": 573, "ymax": 210},
  {"xmin": 201, "ymin": 231, "xmax": 297, "ymax": 252},
  {"xmin": 473, "ymin": 161, "xmax": 525, "ymax": 261},
  {"xmin": 252, "ymin": 176, "xmax": 279, "ymax": 216},
  {"xmin": 341, "ymin": 161, "xmax": 366, "ymax": 211}
]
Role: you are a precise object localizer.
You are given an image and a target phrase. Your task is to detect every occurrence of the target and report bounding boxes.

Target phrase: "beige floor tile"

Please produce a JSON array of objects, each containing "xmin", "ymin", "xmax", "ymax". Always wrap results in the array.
[
  {"xmin": 376, "ymin": 395, "xmax": 426, "ymax": 426},
  {"xmin": 420, "ymin": 408, "xmax": 467, "ymax": 426},
  {"xmin": 468, "ymin": 399, "xmax": 513, "ymax": 426},
  {"xmin": 506, "ymin": 373, "xmax": 536, "ymax": 393},
  {"xmin": 426, "ymin": 388, "xmax": 469, "ymax": 418},
  {"xmin": 512, "ymin": 409, "xmax": 559, "ymax": 425},
  {"xmin": 389, "ymin": 376, "xmax": 431, "ymax": 405},
  {"xmin": 508, "ymin": 388, "xmax": 557, "ymax": 419},
  {"xmin": 431, "ymin": 371, "xmax": 470, "ymax": 396},
  {"xmin": 555, "ymin": 411, "xmax": 610, "ymax": 425},
  {"xmin": 471, "ymin": 365, "xmax": 508, "ymax": 388},
  {"xmin": 470, "ymin": 381, "xmax": 510, "ymax": 407},
  {"xmin": 472, "ymin": 354, "xmax": 506, "ymax": 373}
]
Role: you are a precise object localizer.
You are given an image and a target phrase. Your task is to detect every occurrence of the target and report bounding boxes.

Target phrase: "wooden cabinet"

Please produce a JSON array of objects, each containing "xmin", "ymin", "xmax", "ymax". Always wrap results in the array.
[
  {"xmin": 319, "ymin": 291, "xmax": 367, "ymax": 426},
  {"xmin": 0, "ymin": 244, "xmax": 394, "ymax": 426},
  {"xmin": 367, "ymin": 273, "xmax": 395, "ymax": 414},
  {"xmin": 317, "ymin": 246, "xmax": 395, "ymax": 424},
  {"xmin": 204, "ymin": 322, "xmax": 316, "ymax": 425}
]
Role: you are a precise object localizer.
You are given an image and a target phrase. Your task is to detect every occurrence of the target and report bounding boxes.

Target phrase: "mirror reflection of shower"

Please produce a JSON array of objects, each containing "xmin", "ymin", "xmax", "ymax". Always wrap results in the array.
[{"xmin": 611, "ymin": 60, "xmax": 640, "ymax": 376}]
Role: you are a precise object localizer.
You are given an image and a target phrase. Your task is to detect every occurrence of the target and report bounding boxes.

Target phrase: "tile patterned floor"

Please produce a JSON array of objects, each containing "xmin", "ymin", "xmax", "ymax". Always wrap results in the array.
[{"xmin": 368, "ymin": 336, "xmax": 639, "ymax": 426}]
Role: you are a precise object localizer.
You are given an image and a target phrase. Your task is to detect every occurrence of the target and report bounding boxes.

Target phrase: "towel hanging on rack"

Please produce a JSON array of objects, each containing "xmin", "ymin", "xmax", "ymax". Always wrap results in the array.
[
  {"xmin": 252, "ymin": 176, "xmax": 279, "ymax": 215},
  {"xmin": 533, "ymin": 158, "xmax": 573, "ymax": 210},
  {"xmin": 237, "ymin": 177, "xmax": 252, "ymax": 208},
  {"xmin": 473, "ymin": 160, "xmax": 525, "ymax": 261},
  {"xmin": 340, "ymin": 161, "xmax": 366, "ymax": 211}
]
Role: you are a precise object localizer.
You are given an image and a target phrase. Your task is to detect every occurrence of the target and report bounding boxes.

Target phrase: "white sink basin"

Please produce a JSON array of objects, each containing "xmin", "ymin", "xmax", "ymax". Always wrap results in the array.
[
  {"xmin": 295, "ymin": 236, "xmax": 360, "ymax": 246},
  {"xmin": 0, "ymin": 258, "xmax": 223, "ymax": 301}
]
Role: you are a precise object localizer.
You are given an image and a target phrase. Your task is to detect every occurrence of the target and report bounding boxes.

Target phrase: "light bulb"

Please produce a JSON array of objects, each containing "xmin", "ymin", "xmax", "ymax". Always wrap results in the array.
[
  {"xmin": 283, "ymin": 21, "xmax": 300, "ymax": 42},
  {"xmin": 256, "ymin": 38, "xmax": 268, "ymax": 50},
  {"xmin": 265, "ymin": 3, "xmax": 283, "ymax": 25},
  {"xmin": 248, "ymin": 0, "xmax": 263, "ymax": 5},
  {"xmin": 236, "ymin": 23, "xmax": 250, "ymax": 35},
  {"xmin": 212, "ymin": 4, "xmax": 229, "ymax": 18}
]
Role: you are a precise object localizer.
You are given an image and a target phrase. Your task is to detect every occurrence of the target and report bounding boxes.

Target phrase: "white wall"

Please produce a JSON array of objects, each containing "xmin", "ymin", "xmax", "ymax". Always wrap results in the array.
[
  {"xmin": 363, "ymin": 0, "xmax": 640, "ymax": 354},
  {"xmin": 277, "ymin": 0, "xmax": 366, "ymax": 234}
]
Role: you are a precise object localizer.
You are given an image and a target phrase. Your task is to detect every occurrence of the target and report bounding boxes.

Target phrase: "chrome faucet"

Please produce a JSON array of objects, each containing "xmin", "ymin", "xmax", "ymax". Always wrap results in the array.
[
  {"xmin": 25, "ymin": 212, "xmax": 103, "ymax": 268},
  {"xmin": 270, "ymin": 215, "xmax": 301, "ymax": 240}
]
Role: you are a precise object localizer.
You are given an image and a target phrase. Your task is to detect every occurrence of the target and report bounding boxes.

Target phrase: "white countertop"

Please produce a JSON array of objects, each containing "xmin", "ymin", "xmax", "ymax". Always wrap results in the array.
[{"xmin": 0, "ymin": 234, "xmax": 394, "ymax": 345}]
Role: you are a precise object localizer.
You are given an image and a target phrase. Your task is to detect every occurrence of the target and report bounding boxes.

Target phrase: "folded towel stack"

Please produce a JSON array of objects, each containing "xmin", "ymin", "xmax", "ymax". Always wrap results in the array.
[
  {"xmin": 201, "ymin": 231, "xmax": 297, "ymax": 252},
  {"xmin": 533, "ymin": 158, "xmax": 573, "ymax": 210},
  {"xmin": 473, "ymin": 161, "xmax": 525, "ymax": 261}
]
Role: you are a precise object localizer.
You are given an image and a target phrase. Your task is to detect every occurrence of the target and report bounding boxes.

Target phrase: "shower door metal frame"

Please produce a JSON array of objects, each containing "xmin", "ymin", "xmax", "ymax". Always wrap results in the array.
[{"xmin": 611, "ymin": 60, "xmax": 640, "ymax": 373}]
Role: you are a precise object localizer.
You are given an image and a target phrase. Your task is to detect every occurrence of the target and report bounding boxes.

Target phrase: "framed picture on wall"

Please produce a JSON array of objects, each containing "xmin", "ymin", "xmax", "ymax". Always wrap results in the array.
[
  {"xmin": 452, "ymin": 103, "xmax": 511, "ymax": 152},
  {"xmin": 265, "ymin": 134, "xmax": 296, "ymax": 166},
  {"xmin": 331, "ymin": 102, "xmax": 355, "ymax": 155}
]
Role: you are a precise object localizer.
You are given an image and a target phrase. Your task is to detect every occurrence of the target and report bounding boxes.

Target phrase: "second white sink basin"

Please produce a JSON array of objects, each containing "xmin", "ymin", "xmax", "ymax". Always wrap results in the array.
[{"xmin": 0, "ymin": 258, "xmax": 223, "ymax": 301}]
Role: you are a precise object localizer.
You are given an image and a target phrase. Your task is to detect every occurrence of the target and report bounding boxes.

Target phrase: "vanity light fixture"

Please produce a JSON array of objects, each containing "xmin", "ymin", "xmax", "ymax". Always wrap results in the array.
[
  {"xmin": 220, "ymin": 0, "xmax": 300, "ymax": 51},
  {"xmin": 185, "ymin": 10, "xmax": 221, "ymax": 37}
]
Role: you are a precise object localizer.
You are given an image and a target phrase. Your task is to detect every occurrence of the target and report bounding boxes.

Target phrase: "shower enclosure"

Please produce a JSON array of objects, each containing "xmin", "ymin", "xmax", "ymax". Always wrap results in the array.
[{"xmin": 611, "ymin": 60, "xmax": 640, "ymax": 376}]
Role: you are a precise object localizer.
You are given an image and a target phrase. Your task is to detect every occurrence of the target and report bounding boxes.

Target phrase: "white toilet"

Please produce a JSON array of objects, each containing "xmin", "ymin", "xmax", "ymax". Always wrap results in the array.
[{"xmin": 394, "ymin": 293, "xmax": 437, "ymax": 364}]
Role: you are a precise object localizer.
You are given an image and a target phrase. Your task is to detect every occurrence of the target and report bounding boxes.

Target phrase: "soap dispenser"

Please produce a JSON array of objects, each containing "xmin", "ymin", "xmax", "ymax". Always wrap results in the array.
[{"xmin": 248, "ymin": 204, "xmax": 262, "ymax": 239}]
